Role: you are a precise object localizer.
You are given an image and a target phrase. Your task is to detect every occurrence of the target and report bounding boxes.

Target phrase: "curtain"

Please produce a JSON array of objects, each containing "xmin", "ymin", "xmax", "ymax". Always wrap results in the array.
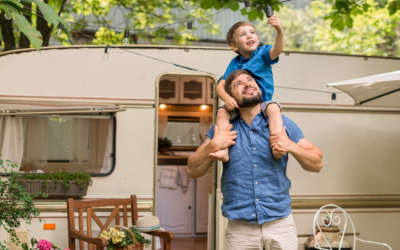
[
  {"xmin": 88, "ymin": 119, "xmax": 109, "ymax": 166},
  {"xmin": 22, "ymin": 117, "xmax": 49, "ymax": 168},
  {"xmin": 70, "ymin": 118, "xmax": 110, "ymax": 170},
  {"xmin": 199, "ymin": 116, "xmax": 213, "ymax": 144},
  {"xmin": 0, "ymin": 116, "xmax": 24, "ymax": 172},
  {"xmin": 101, "ymin": 119, "xmax": 113, "ymax": 173},
  {"xmin": 158, "ymin": 114, "xmax": 168, "ymax": 138},
  {"xmin": 70, "ymin": 118, "xmax": 90, "ymax": 164}
]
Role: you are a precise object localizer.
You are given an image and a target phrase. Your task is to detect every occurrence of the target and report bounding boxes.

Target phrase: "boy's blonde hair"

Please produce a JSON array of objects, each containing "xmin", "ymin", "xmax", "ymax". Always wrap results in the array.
[{"xmin": 226, "ymin": 21, "xmax": 256, "ymax": 54}]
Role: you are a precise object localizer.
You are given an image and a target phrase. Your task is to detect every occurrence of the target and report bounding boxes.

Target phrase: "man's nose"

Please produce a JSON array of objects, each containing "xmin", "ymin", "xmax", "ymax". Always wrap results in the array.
[{"xmin": 244, "ymin": 80, "xmax": 252, "ymax": 87}]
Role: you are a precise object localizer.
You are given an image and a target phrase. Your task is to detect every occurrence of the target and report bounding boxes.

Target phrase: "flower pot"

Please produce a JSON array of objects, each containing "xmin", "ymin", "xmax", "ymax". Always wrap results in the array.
[
  {"xmin": 15, "ymin": 179, "xmax": 89, "ymax": 197},
  {"xmin": 160, "ymin": 149, "xmax": 168, "ymax": 155}
]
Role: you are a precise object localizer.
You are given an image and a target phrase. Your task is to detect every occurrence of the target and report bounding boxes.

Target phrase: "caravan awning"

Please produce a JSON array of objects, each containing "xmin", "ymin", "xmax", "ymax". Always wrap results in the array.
[
  {"xmin": 0, "ymin": 101, "xmax": 126, "ymax": 116},
  {"xmin": 327, "ymin": 70, "xmax": 400, "ymax": 108}
]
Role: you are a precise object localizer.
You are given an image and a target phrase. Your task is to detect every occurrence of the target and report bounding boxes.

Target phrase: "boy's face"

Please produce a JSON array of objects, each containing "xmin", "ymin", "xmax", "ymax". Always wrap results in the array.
[{"xmin": 230, "ymin": 25, "xmax": 259, "ymax": 56}]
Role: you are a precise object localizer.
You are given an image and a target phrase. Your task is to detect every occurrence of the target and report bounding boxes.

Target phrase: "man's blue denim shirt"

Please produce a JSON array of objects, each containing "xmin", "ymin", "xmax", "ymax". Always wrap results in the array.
[
  {"xmin": 206, "ymin": 111, "xmax": 304, "ymax": 224},
  {"xmin": 222, "ymin": 45, "xmax": 279, "ymax": 102}
]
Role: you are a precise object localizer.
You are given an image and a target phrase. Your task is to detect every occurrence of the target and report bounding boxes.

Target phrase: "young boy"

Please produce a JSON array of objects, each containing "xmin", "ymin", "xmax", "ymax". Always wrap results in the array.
[{"xmin": 213, "ymin": 17, "xmax": 285, "ymax": 160}]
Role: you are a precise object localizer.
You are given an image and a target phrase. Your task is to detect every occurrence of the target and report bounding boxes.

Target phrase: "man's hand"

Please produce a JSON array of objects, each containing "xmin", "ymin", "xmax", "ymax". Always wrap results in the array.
[
  {"xmin": 210, "ymin": 124, "xmax": 237, "ymax": 151},
  {"xmin": 268, "ymin": 15, "xmax": 283, "ymax": 32},
  {"xmin": 225, "ymin": 97, "xmax": 239, "ymax": 111},
  {"xmin": 269, "ymin": 127, "xmax": 296, "ymax": 153}
]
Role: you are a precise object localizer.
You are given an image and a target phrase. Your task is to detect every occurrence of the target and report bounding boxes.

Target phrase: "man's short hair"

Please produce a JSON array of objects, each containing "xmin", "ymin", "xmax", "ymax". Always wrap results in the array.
[
  {"xmin": 224, "ymin": 69, "xmax": 253, "ymax": 96},
  {"xmin": 226, "ymin": 21, "xmax": 256, "ymax": 55}
]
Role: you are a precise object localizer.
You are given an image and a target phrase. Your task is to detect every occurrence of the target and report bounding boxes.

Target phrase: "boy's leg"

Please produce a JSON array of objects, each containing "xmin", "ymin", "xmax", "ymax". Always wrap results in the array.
[
  {"xmin": 264, "ymin": 102, "xmax": 285, "ymax": 159},
  {"xmin": 210, "ymin": 108, "xmax": 231, "ymax": 162}
]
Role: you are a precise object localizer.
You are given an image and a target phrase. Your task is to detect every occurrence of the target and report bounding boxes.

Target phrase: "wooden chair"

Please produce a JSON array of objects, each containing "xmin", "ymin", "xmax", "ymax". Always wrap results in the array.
[{"xmin": 67, "ymin": 195, "xmax": 174, "ymax": 250}]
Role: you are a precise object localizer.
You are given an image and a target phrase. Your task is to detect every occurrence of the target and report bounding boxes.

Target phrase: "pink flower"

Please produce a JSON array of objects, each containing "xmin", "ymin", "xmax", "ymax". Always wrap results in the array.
[
  {"xmin": 37, "ymin": 240, "xmax": 53, "ymax": 250},
  {"xmin": 63, "ymin": 249, "xmax": 71, "ymax": 250}
]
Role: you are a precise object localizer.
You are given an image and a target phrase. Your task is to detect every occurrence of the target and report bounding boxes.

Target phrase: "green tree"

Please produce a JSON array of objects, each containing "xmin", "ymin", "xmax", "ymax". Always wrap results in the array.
[
  {"xmin": 0, "ymin": 0, "xmax": 241, "ymax": 51},
  {"xmin": 0, "ymin": 0, "xmax": 67, "ymax": 50},
  {"xmin": 256, "ymin": 3, "xmax": 321, "ymax": 52},
  {"xmin": 323, "ymin": 0, "xmax": 400, "ymax": 30},
  {"xmin": 257, "ymin": 0, "xmax": 400, "ymax": 56},
  {"xmin": 0, "ymin": 160, "xmax": 46, "ymax": 250},
  {"xmin": 1, "ymin": 0, "xmax": 287, "ymax": 51}
]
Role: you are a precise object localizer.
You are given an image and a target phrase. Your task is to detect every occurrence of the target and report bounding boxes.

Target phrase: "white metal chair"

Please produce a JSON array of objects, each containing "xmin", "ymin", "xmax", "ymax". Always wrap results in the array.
[{"xmin": 312, "ymin": 204, "xmax": 392, "ymax": 250}]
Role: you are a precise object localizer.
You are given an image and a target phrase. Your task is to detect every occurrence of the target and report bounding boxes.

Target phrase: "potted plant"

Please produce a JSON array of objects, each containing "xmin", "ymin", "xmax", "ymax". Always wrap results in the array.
[
  {"xmin": 0, "ymin": 160, "xmax": 45, "ymax": 250},
  {"xmin": 99, "ymin": 226, "xmax": 151, "ymax": 250},
  {"xmin": 14, "ymin": 171, "xmax": 93, "ymax": 198},
  {"xmin": 158, "ymin": 137, "xmax": 172, "ymax": 155}
]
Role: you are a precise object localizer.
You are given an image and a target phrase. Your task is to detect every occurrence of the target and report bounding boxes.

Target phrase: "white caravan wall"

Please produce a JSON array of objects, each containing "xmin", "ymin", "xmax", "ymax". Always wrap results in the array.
[
  {"xmin": 1, "ymin": 47, "xmax": 400, "ymax": 106},
  {"xmin": 285, "ymin": 109, "xmax": 400, "ymax": 195}
]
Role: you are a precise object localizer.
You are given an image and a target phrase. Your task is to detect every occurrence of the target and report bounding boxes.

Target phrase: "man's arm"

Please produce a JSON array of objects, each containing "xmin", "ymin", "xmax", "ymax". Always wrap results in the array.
[
  {"xmin": 269, "ymin": 127, "xmax": 323, "ymax": 172},
  {"xmin": 187, "ymin": 124, "xmax": 237, "ymax": 179},
  {"xmin": 289, "ymin": 138, "xmax": 323, "ymax": 172}
]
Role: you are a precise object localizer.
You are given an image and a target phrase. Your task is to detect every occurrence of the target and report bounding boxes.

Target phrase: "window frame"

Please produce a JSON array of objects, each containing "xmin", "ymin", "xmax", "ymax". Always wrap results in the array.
[{"xmin": 0, "ymin": 115, "xmax": 117, "ymax": 177}]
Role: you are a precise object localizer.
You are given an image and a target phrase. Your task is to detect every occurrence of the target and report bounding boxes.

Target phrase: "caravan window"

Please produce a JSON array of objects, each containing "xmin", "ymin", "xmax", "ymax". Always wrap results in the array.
[{"xmin": 0, "ymin": 115, "xmax": 115, "ymax": 176}]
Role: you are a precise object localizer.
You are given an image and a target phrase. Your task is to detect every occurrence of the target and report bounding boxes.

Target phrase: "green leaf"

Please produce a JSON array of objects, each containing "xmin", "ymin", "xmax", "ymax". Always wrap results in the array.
[
  {"xmin": 0, "ymin": 5, "xmax": 43, "ymax": 49},
  {"xmin": 257, "ymin": 9, "xmax": 264, "ymax": 20},
  {"xmin": 212, "ymin": 0, "xmax": 222, "ymax": 9},
  {"xmin": 335, "ymin": 0, "xmax": 349, "ymax": 11},
  {"xmin": 388, "ymin": 1, "xmax": 400, "ymax": 15},
  {"xmin": 21, "ymin": 243, "xmax": 28, "ymax": 250},
  {"xmin": 32, "ymin": 0, "xmax": 68, "ymax": 29},
  {"xmin": 108, "ymin": 244, "xmax": 116, "ymax": 250},
  {"xmin": 248, "ymin": 10, "xmax": 258, "ymax": 21},
  {"xmin": 31, "ymin": 237, "xmax": 38, "ymax": 246},
  {"xmin": 230, "ymin": 2, "xmax": 239, "ymax": 11},
  {"xmin": 200, "ymin": 0, "xmax": 213, "ymax": 10},
  {"xmin": 20, "ymin": 0, "xmax": 33, "ymax": 4},
  {"xmin": 345, "ymin": 15, "xmax": 353, "ymax": 28}
]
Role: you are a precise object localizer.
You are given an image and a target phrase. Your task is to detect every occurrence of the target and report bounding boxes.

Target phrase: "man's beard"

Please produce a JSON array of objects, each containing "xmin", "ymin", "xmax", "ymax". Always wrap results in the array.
[{"xmin": 238, "ymin": 91, "xmax": 262, "ymax": 108}]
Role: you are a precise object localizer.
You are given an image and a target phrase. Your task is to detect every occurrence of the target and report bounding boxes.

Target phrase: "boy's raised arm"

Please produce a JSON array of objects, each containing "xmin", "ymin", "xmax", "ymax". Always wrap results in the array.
[{"xmin": 268, "ymin": 15, "xmax": 284, "ymax": 61}]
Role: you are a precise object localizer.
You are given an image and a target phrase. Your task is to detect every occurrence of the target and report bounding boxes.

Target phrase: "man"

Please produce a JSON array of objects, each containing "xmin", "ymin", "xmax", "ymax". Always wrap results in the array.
[{"xmin": 187, "ymin": 69, "xmax": 323, "ymax": 250}]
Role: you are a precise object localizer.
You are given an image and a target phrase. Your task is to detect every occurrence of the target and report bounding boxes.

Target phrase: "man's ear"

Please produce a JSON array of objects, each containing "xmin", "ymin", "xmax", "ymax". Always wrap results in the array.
[{"xmin": 230, "ymin": 43, "xmax": 239, "ymax": 52}]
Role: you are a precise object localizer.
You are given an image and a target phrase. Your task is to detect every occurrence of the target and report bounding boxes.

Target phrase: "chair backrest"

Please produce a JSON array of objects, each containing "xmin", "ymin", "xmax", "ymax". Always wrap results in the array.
[
  {"xmin": 313, "ymin": 204, "xmax": 392, "ymax": 250},
  {"xmin": 67, "ymin": 195, "xmax": 139, "ymax": 250}
]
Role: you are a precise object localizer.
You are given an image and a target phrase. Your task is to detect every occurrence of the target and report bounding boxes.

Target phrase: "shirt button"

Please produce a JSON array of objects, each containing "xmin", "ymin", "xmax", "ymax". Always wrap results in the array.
[
  {"xmin": 253, "ymin": 147, "xmax": 256, "ymax": 151},
  {"xmin": 256, "ymin": 199, "xmax": 259, "ymax": 202},
  {"xmin": 252, "ymin": 214, "xmax": 255, "ymax": 217},
  {"xmin": 254, "ymin": 164, "xmax": 257, "ymax": 167},
  {"xmin": 250, "ymin": 131, "xmax": 253, "ymax": 134},
  {"xmin": 255, "ymin": 182, "xmax": 258, "ymax": 184}
]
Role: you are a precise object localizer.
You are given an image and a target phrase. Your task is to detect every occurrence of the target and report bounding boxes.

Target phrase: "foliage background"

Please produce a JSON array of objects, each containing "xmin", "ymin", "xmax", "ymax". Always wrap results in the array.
[{"xmin": 0, "ymin": 0, "xmax": 399, "ymax": 56}]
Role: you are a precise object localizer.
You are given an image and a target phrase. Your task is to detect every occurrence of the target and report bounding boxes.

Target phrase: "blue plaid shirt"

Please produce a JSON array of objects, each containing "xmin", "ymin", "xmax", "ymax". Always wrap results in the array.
[
  {"xmin": 222, "ymin": 45, "xmax": 279, "ymax": 102},
  {"xmin": 206, "ymin": 111, "xmax": 304, "ymax": 224}
]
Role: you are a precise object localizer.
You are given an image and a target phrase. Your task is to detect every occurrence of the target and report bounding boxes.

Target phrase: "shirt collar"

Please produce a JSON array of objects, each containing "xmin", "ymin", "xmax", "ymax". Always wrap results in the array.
[
  {"xmin": 238, "ymin": 46, "xmax": 261, "ymax": 63},
  {"xmin": 237, "ymin": 108, "xmax": 268, "ymax": 125}
]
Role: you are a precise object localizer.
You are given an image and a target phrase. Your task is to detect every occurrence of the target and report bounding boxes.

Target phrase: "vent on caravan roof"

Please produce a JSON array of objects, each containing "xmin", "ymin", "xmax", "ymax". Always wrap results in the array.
[{"xmin": 0, "ymin": 102, "xmax": 125, "ymax": 115}]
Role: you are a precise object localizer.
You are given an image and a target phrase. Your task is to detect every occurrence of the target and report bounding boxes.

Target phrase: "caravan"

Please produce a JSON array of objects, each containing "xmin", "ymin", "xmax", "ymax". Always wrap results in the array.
[{"xmin": 0, "ymin": 45, "xmax": 399, "ymax": 249}]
